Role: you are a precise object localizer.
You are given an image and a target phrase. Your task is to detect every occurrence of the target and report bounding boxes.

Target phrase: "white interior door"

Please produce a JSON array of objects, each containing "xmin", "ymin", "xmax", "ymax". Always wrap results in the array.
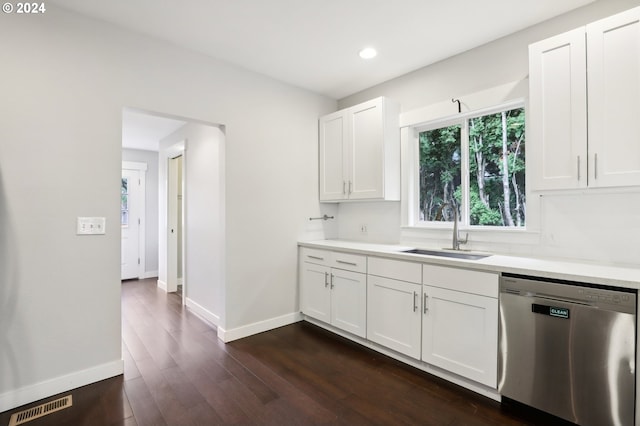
[
  {"xmin": 167, "ymin": 155, "xmax": 183, "ymax": 293},
  {"xmin": 121, "ymin": 168, "xmax": 142, "ymax": 279}
]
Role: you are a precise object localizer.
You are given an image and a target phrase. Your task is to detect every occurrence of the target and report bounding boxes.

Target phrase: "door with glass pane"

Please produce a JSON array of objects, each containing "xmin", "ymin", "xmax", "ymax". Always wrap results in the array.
[{"xmin": 121, "ymin": 168, "xmax": 141, "ymax": 279}]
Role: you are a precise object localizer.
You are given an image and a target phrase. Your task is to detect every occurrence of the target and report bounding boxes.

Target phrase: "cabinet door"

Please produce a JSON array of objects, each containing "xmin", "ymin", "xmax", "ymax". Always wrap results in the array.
[
  {"xmin": 422, "ymin": 285, "xmax": 498, "ymax": 388},
  {"xmin": 319, "ymin": 111, "xmax": 347, "ymax": 201},
  {"xmin": 301, "ymin": 262, "xmax": 331, "ymax": 323},
  {"xmin": 367, "ymin": 275, "xmax": 421, "ymax": 359},
  {"xmin": 587, "ymin": 7, "xmax": 640, "ymax": 187},
  {"xmin": 529, "ymin": 28, "xmax": 588, "ymax": 190},
  {"xmin": 331, "ymin": 269, "xmax": 367, "ymax": 338},
  {"xmin": 348, "ymin": 98, "xmax": 385, "ymax": 200}
]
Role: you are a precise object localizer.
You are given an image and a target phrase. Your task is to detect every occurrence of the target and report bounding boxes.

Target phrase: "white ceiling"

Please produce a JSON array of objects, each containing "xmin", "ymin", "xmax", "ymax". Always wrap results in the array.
[
  {"xmin": 58, "ymin": 0, "xmax": 595, "ymax": 150},
  {"xmin": 122, "ymin": 110, "xmax": 186, "ymax": 151},
  {"xmin": 51, "ymin": 0, "xmax": 595, "ymax": 100}
]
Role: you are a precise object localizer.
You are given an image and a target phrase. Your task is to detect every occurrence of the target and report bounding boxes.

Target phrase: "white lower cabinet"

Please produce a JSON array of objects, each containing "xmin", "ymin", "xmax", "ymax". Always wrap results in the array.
[
  {"xmin": 300, "ymin": 262, "xmax": 331, "ymax": 324},
  {"xmin": 300, "ymin": 248, "xmax": 500, "ymax": 390},
  {"xmin": 422, "ymin": 265, "xmax": 499, "ymax": 388},
  {"xmin": 330, "ymin": 268, "xmax": 367, "ymax": 337},
  {"xmin": 367, "ymin": 275, "xmax": 422, "ymax": 359},
  {"xmin": 300, "ymin": 249, "xmax": 367, "ymax": 338}
]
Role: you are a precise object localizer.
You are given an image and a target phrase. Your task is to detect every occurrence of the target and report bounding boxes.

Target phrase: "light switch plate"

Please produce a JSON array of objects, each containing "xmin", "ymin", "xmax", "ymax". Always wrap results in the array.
[{"xmin": 77, "ymin": 217, "xmax": 106, "ymax": 235}]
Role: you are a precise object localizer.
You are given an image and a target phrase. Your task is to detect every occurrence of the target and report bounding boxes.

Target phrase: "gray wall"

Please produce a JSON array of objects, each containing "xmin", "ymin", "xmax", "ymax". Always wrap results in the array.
[
  {"xmin": 122, "ymin": 148, "xmax": 159, "ymax": 276},
  {"xmin": 0, "ymin": 4, "xmax": 334, "ymax": 411}
]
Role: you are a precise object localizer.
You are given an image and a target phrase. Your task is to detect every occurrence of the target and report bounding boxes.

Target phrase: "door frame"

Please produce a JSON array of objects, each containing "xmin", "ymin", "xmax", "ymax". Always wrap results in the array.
[
  {"xmin": 161, "ymin": 140, "xmax": 187, "ymax": 300},
  {"xmin": 122, "ymin": 161, "xmax": 147, "ymax": 280}
]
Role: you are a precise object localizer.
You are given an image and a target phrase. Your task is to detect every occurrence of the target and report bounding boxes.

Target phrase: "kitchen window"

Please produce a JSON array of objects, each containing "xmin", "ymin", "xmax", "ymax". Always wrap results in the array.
[{"xmin": 415, "ymin": 102, "xmax": 525, "ymax": 228}]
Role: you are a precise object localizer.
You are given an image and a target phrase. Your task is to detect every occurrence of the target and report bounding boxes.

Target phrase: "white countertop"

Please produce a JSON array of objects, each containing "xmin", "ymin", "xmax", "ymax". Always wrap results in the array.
[{"xmin": 299, "ymin": 239, "xmax": 640, "ymax": 290}]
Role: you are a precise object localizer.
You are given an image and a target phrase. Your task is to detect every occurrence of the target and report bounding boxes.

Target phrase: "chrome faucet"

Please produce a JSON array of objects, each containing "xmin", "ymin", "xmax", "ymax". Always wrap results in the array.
[{"xmin": 435, "ymin": 202, "xmax": 468, "ymax": 250}]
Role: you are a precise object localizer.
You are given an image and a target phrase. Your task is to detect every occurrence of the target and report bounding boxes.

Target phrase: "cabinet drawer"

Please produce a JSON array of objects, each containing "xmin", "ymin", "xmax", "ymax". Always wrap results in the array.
[
  {"xmin": 331, "ymin": 252, "xmax": 367, "ymax": 273},
  {"xmin": 300, "ymin": 248, "xmax": 330, "ymax": 266},
  {"xmin": 368, "ymin": 257, "xmax": 422, "ymax": 283},
  {"xmin": 422, "ymin": 264, "xmax": 498, "ymax": 298}
]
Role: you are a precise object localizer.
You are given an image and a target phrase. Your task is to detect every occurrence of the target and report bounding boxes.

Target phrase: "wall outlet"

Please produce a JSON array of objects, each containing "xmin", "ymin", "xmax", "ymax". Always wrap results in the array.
[{"xmin": 360, "ymin": 224, "xmax": 367, "ymax": 234}]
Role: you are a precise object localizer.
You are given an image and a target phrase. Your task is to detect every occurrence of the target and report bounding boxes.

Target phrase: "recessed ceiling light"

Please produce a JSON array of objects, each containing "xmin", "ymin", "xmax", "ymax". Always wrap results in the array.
[{"xmin": 359, "ymin": 47, "xmax": 377, "ymax": 59}]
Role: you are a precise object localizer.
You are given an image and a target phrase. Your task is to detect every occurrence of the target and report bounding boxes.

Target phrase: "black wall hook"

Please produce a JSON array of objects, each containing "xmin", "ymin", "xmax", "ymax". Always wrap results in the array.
[{"xmin": 452, "ymin": 98, "xmax": 462, "ymax": 113}]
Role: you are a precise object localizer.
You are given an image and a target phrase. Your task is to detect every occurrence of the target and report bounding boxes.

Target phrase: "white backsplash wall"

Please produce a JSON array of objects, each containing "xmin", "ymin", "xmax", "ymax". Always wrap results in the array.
[
  {"xmin": 536, "ymin": 190, "xmax": 640, "ymax": 267},
  {"xmin": 337, "ymin": 201, "xmax": 401, "ymax": 243},
  {"xmin": 399, "ymin": 190, "xmax": 640, "ymax": 267}
]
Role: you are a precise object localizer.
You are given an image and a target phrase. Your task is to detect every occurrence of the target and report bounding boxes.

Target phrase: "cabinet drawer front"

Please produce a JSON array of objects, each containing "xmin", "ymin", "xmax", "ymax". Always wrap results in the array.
[
  {"xmin": 300, "ymin": 248, "xmax": 330, "ymax": 265},
  {"xmin": 423, "ymin": 264, "xmax": 498, "ymax": 298},
  {"xmin": 331, "ymin": 252, "xmax": 367, "ymax": 273},
  {"xmin": 368, "ymin": 257, "xmax": 421, "ymax": 283}
]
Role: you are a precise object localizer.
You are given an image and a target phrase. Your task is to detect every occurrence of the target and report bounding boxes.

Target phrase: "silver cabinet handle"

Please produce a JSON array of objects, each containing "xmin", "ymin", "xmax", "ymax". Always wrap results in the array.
[
  {"xmin": 413, "ymin": 291, "xmax": 418, "ymax": 312},
  {"xmin": 577, "ymin": 156, "xmax": 580, "ymax": 181},
  {"xmin": 330, "ymin": 273, "xmax": 334, "ymax": 289},
  {"xmin": 349, "ymin": 180, "xmax": 353, "ymax": 194},
  {"xmin": 424, "ymin": 294, "xmax": 429, "ymax": 314},
  {"xmin": 324, "ymin": 272, "xmax": 329, "ymax": 288},
  {"xmin": 343, "ymin": 181, "xmax": 346, "ymax": 194},
  {"xmin": 336, "ymin": 260, "xmax": 357, "ymax": 266},
  {"xmin": 594, "ymin": 153, "xmax": 598, "ymax": 180},
  {"xmin": 308, "ymin": 255, "xmax": 324, "ymax": 261}
]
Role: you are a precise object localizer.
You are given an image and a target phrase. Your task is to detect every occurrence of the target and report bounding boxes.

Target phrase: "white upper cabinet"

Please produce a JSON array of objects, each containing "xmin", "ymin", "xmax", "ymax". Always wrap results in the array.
[
  {"xmin": 319, "ymin": 97, "xmax": 400, "ymax": 201},
  {"xmin": 530, "ymin": 7, "xmax": 640, "ymax": 190},
  {"xmin": 529, "ymin": 28, "xmax": 587, "ymax": 190},
  {"xmin": 587, "ymin": 8, "xmax": 640, "ymax": 187}
]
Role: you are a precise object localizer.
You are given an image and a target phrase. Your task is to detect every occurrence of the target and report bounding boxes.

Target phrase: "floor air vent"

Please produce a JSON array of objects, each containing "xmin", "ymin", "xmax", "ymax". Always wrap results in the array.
[{"xmin": 8, "ymin": 395, "xmax": 72, "ymax": 426}]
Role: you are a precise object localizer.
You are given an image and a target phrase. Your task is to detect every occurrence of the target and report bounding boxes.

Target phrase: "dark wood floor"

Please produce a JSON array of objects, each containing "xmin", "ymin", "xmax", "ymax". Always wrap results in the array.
[{"xmin": 0, "ymin": 278, "xmax": 569, "ymax": 425}]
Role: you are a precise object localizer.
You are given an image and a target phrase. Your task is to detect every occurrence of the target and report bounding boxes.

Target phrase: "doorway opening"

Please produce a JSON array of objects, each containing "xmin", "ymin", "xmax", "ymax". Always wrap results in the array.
[{"xmin": 121, "ymin": 107, "xmax": 225, "ymax": 329}]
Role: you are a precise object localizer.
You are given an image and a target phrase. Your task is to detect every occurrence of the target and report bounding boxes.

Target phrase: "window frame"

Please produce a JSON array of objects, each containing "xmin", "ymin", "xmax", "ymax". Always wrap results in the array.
[{"xmin": 405, "ymin": 99, "xmax": 526, "ymax": 231}]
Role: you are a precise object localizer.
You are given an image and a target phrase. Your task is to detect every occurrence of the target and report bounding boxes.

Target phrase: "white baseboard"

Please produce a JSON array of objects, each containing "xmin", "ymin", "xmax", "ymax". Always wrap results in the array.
[
  {"xmin": 142, "ymin": 270, "xmax": 158, "ymax": 279},
  {"xmin": 217, "ymin": 312, "xmax": 303, "ymax": 343},
  {"xmin": 0, "ymin": 359, "xmax": 123, "ymax": 413},
  {"xmin": 157, "ymin": 279, "xmax": 167, "ymax": 291},
  {"xmin": 185, "ymin": 298, "xmax": 219, "ymax": 327}
]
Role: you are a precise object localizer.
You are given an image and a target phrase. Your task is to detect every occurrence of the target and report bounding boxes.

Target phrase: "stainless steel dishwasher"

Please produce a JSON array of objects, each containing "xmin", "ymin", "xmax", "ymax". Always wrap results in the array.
[{"xmin": 498, "ymin": 274, "xmax": 636, "ymax": 426}]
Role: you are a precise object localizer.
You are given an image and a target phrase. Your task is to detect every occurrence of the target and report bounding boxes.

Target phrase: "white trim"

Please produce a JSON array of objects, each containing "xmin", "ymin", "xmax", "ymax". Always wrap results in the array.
[
  {"xmin": 303, "ymin": 316, "xmax": 501, "ymax": 402},
  {"xmin": 122, "ymin": 161, "xmax": 148, "ymax": 172},
  {"xmin": 400, "ymin": 79, "xmax": 528, "ymax": 128},
  {"xmin": 410, "ymin": 98, "xmax": 526, "ymax": 132},
  {"xmin": 142, "ymin": 270, "xmax": 158, "ymax": 279},
  {"xmin": 157, "ymin": 279, "xmax": 167, "ymax": 291},
  {"xmin": 185, "ymin": 297, "xmax": 219, "ymax": 327},
  {"xmin": 0, "ymin": 360, "xmax": 123, "ymax": 413},
  {"xmin": 217, "ymin": 312, "xmax": 303, "ymax": 343}
]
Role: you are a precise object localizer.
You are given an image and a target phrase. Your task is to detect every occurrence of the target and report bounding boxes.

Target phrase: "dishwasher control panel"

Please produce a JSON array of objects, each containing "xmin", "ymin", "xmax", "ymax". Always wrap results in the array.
[{"xmin": 500, "ymin": 274, "xmax": 636, "ymax": 314}]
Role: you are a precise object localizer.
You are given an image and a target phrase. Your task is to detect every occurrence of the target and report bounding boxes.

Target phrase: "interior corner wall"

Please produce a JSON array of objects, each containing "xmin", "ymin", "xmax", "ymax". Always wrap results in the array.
[
  {"xmin": 122, "ymin": 148, "xmax": 160, "ymax": 277},
  {"xmin": 0, "ymin": 5, "xmax": 334, "ymax": 412},
  {"xmin": 334, "ymin": 0, "xmax": 640, "ymax": 266}
]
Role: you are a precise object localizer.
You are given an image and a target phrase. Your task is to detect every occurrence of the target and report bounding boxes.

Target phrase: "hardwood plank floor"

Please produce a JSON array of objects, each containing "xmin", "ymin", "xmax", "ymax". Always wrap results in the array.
[{"xmin": 0, "ymin": 278, "xmax": 572, "ymax": 425}]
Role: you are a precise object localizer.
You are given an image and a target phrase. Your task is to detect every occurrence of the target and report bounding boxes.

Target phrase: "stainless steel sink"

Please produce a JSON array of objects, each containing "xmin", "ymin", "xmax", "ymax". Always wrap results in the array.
[{"xmin": 402, "ymin": 248, "xmax": 491, "ymax": 260}]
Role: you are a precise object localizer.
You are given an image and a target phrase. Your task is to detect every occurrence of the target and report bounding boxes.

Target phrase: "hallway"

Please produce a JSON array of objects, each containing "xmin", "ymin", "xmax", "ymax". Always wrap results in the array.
[{"xmin": 1, "ymin": 278, "xmax": 566, "ymax": 425}]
